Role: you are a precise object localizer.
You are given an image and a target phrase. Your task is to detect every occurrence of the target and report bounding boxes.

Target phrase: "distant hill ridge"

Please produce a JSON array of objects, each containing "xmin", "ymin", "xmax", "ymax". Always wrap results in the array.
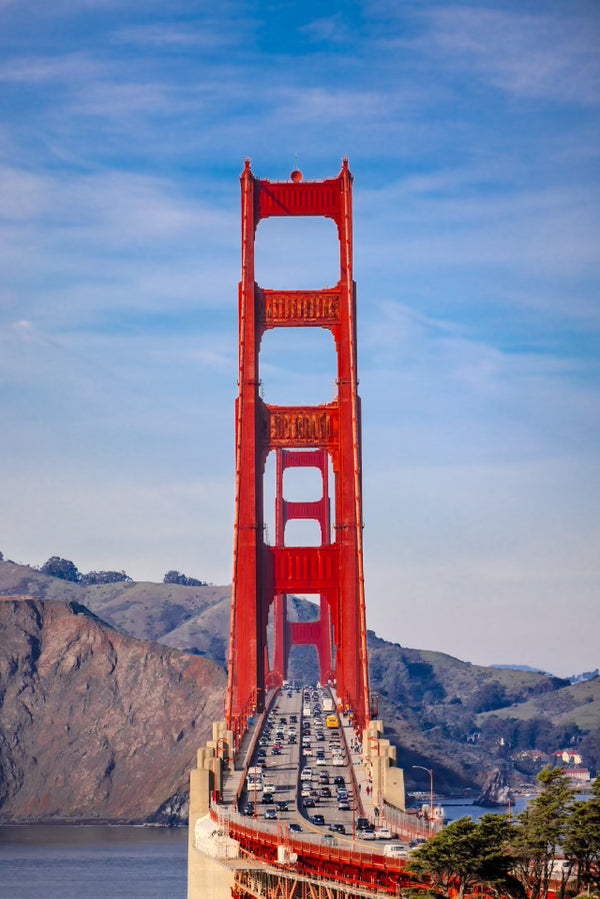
[{"xmin": 1, "ymin": 559, "xmax": 598, "ymax": 811}]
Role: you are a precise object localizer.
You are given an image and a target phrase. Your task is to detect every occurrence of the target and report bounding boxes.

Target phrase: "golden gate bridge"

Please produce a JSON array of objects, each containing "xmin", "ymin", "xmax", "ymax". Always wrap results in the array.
[{"xmin": 187, "ymin": 161, "xmax": 436, "ymax": 899}]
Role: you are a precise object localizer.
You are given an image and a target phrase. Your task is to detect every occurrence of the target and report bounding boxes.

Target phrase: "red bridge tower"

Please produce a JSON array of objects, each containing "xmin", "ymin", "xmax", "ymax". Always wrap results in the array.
[{"xmin": 226, "ymin": 159, "xmax": 370, "ymax": 735}]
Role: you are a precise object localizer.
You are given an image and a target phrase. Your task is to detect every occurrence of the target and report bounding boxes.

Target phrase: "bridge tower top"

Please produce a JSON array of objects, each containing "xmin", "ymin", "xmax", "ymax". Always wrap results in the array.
[{"xmin": 226, "ymin": 160, "xmax": 370, "ymax": 738}]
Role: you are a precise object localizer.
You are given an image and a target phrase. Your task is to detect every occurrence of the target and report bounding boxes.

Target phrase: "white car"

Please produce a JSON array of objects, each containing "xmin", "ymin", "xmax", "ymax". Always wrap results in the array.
[
  {"xmin": 300, "ymin": 768, "xmax": 313, "ymax": 781},
  {"xmin": 375, "ymin": 828, "xmax": 393, "ymax": 840},
  {"xmin": 316, "ymin": 756, "xmax": 327, "ymax": 766},
  {"xmin": 332, "ymin": 755, "xmax": 344, "ymax": 767},
  {"xmin": 383, "ymin": 843, "xmax": 408, "ymax": 859},
  {"xmin": 362, "ymin": 830, "xmax": 376, "ymax": 841}
]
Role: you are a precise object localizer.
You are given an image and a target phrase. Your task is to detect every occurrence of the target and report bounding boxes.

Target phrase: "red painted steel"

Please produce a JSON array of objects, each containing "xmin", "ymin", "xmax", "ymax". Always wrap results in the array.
[
  {"xmin": 226, "ymin": 159, "xmax": 370, "ymax": 733},
  {"xmin": 214, "ymin": 811, "xmax": 422, "ymax": 896},
  {"xmin": 271, "ymin": 448, "xmax": 334, "ymax": 686}
]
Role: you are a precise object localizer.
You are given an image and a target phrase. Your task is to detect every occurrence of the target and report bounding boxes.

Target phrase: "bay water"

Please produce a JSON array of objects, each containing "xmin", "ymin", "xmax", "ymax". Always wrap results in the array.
[{"xmin": 0, "ymin": 824, "xmax": 187, "ymax": 899}]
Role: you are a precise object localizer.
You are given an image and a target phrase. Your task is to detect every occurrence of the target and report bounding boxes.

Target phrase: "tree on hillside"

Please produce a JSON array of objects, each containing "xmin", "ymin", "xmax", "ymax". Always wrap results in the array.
[
  {"xmin": 80, "ymin": 570, "xmax": 132, "ymax": 585},
  {"xmin": 513, "ymin": 767, "xmax": 575, "ymax": 899},
  {"xmin": 410, "ymin": 814, "xmax": 523, "ymax": 899},
  {"xmin": 163, "ymin": 570, "xmax": 207, "ymax": 587},
  {"xmin": 41, "ymin": 556, "xmax": 81, "ymax": 582}
]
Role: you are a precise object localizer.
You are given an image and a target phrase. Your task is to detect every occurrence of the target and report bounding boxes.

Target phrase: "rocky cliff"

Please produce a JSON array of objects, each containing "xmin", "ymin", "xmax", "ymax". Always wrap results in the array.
[{"xmin": 0, "ymin": 596, "xmax": 227, "ymax": 823}]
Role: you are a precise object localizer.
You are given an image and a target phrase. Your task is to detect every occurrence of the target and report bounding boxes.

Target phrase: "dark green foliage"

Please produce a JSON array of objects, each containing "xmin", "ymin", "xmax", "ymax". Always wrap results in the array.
[
  {"xmin": 163, "ymin": 570, "xmax": 207, "ymax": 587},
  {"xmin": 479, "ymin": 715, "xmax": 582, "ymax": 754},
  {"xmin": 80, "ymin": 570, "xmax": 132, "ymax": 585},
  {"xmin": 469, "ymin": 683, "xmax": 510, "ymax": 713},
  {"xmin": 562, "ymin": 776, "xmax": 600, "ymax": 894},
  {"xmin": 410, "ymin": 814, "xmax": 523, "ymax": 899},
  {"xmin": 40, "ymin": 556, "xmax": 80, "ymax": 582},
  {"xmin": 409, "ymin": 770, "xmax": 600, "ymax": 899},
  {"xmin": 513, "ymin": 768, "xmax": 575, "ymax": 899},
  {"xmin": 580, "ymin": 728, "xmax": 600, "ymax": 773}
]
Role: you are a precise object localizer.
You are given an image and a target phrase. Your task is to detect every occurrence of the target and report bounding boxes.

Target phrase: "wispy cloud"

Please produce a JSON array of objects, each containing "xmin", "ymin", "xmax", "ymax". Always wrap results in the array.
[
  {"xmin": 112, "ymin": 21, "xmax": 245, "ymax": 50},
  {"xmin": 422, "ymin": 6, "xmax": 600, "ymax": 105}
]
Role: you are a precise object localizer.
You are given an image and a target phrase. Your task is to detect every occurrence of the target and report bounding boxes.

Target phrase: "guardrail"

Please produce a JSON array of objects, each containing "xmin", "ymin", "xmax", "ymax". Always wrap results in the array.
[
  {"xmin": 220, "ymin": 814, "xmax": 424, "ymax": 896},
  {"xmin": 381, "ymin": 801, "xmax": 433, "ymax": 840}
]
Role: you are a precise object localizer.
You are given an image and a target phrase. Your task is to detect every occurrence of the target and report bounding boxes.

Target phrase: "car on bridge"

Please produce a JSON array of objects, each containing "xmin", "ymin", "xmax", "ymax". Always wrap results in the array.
[
  {"xmin": 310, "ymin": 814, "xmax": 325, "ymax": 826},
  {"xmin": 264, "ymin": 808, "xmax": 277, "ymax": 820},
  {"xmin": 384, "ymin": 843, "xmax": 408, "ymax": 859},
  {"xmin": 329, "ymin": 823, "xmax": 346, "ymax": 834},
  {"xmin": 375, "ymin": 828, "xmax": 393, "ymax": 840}
]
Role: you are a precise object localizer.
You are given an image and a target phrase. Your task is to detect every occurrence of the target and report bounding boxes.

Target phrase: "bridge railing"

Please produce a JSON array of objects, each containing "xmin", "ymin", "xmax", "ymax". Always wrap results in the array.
[{"xmin": 382, "ymin": 801, "xmax": 439, "ymax": 840}]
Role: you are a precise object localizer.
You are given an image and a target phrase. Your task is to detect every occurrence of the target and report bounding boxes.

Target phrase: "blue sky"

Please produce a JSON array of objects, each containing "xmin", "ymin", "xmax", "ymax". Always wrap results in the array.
[{"xmin": 1, "ymin": 0, "xmax": 599, "ymax": 676}]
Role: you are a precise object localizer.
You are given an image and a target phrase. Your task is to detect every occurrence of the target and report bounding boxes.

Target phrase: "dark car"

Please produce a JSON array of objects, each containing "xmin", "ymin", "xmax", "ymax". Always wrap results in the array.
[
  {"xmin": 243, "ymin": 804, "xmax": 256, "ymax": 816},
  {"xmin": 319, "ymin": 787, "xmax": 331, "ymax": 798},
  {"xmin": 264, "ymin": 808, "xmax": 277, "ymax": 820},
  {"xmin": 289, "ymin": 823, "xmax": 302, "ymax": 832},
  {"xmin": 311, "ymin": 814, "xmax": 325, "ymax": 825},
  {"xmin": 329, "ymin": 823, "xmax": 346, "ymax": 834},
  {"xmin": 303, "ymin": 798, "xmax": 316, "ymax": 808},
  {"xmin": 262, "ymin": 792, "xmax": 274, "ymax": 804},
  {"xmin": 333, "ymin": 776, "xmax": 345, "ymax": 786},
  {"xmin": 276, "ymin": 801, "xmax": 288, "ymax": 812},
  {"xmin": 356, "ymin": 817, "xmax": 369, "ymax": 830}
]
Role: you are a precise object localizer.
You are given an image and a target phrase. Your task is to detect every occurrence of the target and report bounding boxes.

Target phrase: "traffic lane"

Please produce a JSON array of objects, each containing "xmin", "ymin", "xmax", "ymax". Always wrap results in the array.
[{"xmin": 242, "ymin": 688, "xmax": 303, "ymax": 828}]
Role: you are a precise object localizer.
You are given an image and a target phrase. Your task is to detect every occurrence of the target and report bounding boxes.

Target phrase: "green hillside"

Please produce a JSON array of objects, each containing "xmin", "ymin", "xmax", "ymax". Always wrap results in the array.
[{"xmin": 478, "ymin": 677, "xmax": 600, "ymax": 730}]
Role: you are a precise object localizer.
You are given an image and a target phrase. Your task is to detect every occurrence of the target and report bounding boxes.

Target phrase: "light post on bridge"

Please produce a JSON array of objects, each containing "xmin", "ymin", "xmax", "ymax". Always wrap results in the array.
[{"xmin": 412, "ymin": 765, "xmax": 434, "ymax": 836}]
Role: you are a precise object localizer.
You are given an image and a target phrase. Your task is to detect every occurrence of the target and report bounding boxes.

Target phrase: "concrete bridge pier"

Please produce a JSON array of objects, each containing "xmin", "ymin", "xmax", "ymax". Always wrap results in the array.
[{"xmin": 188, "ymin": 720, "xmax": 236, "ymax": 899}]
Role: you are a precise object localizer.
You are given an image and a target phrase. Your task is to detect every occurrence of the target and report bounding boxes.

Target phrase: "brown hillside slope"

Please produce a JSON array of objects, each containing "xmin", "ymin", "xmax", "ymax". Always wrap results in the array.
[
  {"xmin": 0, "ymin": 596, "xmax": 226, "ymax": 823},
  {"xmin": 0, "ymin": 561, "xmax": 232, "ymax": 664}
]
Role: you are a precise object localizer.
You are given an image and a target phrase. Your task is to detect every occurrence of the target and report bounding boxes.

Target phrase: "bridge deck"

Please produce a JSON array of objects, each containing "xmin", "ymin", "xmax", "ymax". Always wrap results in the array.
[{"xmin": 216, "ymin": 684, "xmax": 419, "ymax": 852}]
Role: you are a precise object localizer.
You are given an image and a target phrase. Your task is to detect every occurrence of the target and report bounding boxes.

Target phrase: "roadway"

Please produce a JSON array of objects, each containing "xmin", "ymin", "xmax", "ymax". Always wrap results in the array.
[{"xmin": 236, "ymin": 684, "xmax": 399, "ymax": 852}]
